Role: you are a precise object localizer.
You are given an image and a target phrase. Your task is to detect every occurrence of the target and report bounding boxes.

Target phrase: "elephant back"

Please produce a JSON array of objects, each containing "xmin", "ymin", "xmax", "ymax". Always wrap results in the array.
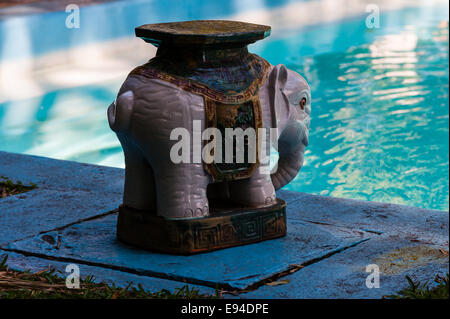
[
  {"xmin": 129, "ymin": 60, "xmax": 271, "ymax": 182},
  {"xmin": 129, "ymin": 20, "xmax": 273, "ymax": 181}
]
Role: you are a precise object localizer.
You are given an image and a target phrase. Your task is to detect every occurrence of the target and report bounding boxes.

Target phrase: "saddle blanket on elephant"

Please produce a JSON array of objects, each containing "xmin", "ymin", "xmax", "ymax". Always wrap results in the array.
[{"xmin": 129, "ymin": 54, "xmax": 271, "ymax": 182}]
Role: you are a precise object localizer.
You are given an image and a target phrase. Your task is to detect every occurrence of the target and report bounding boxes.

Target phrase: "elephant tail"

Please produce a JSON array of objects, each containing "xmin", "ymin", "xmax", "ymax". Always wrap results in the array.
[{"xmin": 107, "ymin": 90, "xmax": 134, "ymax": 133}]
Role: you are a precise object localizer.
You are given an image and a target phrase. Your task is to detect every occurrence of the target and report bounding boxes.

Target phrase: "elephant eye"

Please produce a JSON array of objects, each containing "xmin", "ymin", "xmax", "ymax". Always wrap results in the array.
[{"xmin": 299, "ymin": 97, "xmax": 307, "ymax": 110}]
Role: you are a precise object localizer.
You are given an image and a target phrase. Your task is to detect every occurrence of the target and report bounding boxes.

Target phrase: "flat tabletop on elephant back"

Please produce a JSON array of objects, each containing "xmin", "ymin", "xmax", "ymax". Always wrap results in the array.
[{"xmin": 135, "ymin": 20, "xmax": 271, "ymax": 46}]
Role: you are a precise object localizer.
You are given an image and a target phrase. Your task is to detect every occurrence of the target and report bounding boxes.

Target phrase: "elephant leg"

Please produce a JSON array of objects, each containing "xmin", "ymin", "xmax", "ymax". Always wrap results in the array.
[
  {"xmin": 228, "ymin": 162, "xmax": 276, "ymax": 207},
  {"xmin": 154, "ymin": 162, "xmax": 210, "ymax": 218},
  {"xmin": 119, "ymin": 135, "xmax": 157, "ymax": 212}
]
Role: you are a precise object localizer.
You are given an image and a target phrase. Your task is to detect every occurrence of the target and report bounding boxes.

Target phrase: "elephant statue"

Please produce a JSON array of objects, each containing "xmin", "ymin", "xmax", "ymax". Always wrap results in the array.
[
  {"xmin": 108, "ymin": 63, "xmax": 310, "ymax": 219},
  {"xmin": 107, "ymin": 21, "xmax": 311, "ymax": 221}
]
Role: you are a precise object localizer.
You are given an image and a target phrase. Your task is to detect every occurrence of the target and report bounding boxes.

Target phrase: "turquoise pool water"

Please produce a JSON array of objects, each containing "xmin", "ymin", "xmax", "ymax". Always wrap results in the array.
[
  {"xmin": 0, "ymin": 1, "xmax": 448, "ymax": 211},
  {"xmin": 284, "ymin": 25, "xmax": 449, "ymax": 210}
]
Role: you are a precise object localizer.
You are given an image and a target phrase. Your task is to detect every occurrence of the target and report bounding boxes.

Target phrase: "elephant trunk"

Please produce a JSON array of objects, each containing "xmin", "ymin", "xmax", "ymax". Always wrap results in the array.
[
  {"xmin": 107, "ymin": 90, "xmax": 134, "ymax": 133},
  {"xmin": 270, "ymin": 122, "xmax": 309, "ymax": 190},
  {"xmin": 271, "ymin": 146, "xmax": 305, "ymax": 190}
]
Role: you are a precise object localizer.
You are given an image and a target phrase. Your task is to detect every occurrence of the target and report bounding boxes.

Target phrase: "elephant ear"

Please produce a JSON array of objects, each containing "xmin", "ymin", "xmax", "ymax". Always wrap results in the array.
[{"xmin": 268, "ymin": 64, "xmax": 289, "ymax": 137}]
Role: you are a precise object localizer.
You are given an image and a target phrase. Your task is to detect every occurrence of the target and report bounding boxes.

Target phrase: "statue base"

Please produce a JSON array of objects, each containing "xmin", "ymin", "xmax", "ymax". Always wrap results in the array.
[{"xmin": 117, "ymin": 199, "xmax": 287, "ymax": 255}]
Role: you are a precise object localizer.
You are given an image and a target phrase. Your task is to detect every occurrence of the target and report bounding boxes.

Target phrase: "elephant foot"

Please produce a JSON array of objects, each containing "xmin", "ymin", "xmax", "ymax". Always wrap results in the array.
[
  {"xmin": 182, "ymin": 205, "xmax": 209, "ymax": 218},
  {"xmin": 159, "ymin": 197, "xmax": 210, "ymax": 219},
  {"xmin": 158, "ymin": 187, "xmax": 210, "ymax": 219}
]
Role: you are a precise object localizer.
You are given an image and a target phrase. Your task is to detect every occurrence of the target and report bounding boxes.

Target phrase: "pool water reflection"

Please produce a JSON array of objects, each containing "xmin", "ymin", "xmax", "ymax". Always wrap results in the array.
[{"xmin": 0, "ymin": 1, "xmax": 448, "ymax": 211}]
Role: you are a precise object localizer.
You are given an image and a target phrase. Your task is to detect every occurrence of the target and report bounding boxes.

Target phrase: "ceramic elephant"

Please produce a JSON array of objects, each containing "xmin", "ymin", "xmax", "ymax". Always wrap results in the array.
[{"xmin": 108, "ymin": 63, "xmax": 310, "ymax": 219}]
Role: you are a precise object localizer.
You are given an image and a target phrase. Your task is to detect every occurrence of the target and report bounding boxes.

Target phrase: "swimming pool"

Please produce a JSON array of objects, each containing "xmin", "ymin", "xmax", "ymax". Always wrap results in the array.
[{"xmin": 0, "ymin": 0, "xmax": 448, "ymax": 211}]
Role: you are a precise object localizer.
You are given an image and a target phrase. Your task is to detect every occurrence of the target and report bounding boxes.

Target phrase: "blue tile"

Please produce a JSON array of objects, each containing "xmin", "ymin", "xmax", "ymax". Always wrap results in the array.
[
  {"xmin": 237, "ymin": 238, "xmax": 449, "ymax": 299},
  {"xmin": 7, "ymin": 213, "xmax": 371, "ymax": 290}
]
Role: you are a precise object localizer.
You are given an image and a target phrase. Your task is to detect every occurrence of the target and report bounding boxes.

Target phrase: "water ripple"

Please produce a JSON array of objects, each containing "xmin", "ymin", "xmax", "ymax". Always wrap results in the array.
[{"xmin": 285, "ymin": 23, "xmax": 449, "ymax": 211}]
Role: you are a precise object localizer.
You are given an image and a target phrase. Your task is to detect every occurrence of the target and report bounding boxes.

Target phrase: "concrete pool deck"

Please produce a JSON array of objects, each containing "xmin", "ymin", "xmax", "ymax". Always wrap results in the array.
[{"xmin": 0, "ymin": 150, "xmax": 448, "ymax": 298}]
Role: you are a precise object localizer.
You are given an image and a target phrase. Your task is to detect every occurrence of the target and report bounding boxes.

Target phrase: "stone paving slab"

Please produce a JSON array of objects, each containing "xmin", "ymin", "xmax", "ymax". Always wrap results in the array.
[
  {"xmin": 235, "ymin": 237, "xmax": 449, "ymax": 299},
  {"xmin": 5, "ymin": 212, "xmax": 372, "ymax": 290},
  {"xmin": 0, "ymin": 249, "xmax": 216, "ymax": 295},
  {"xmin": 282, "ymin": 191, "xmax": 448, "ymax": 243},
  {"xmin": 0, "ymin": 151, "xmax": 124, "ymax": 193},
  {"xmin": 0, "ymin": 151, "xmax": 123, "ymax": 245},
  {"xmin": 0, "ymin": 189, "xmax": 117, "ymax": 245}
]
